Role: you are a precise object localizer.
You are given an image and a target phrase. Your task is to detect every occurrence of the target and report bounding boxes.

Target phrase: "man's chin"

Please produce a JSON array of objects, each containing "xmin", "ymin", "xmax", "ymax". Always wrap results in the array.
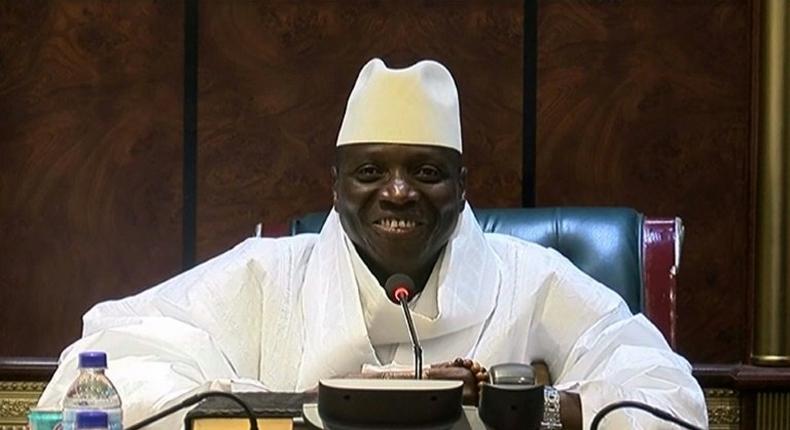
[
  {"xmin": 369, "ymin": 240, "xmax": 428, "ymax": 257},
  {"xmin": 368, "ymin": 251, "xmax": 436, "ymax": 273}
]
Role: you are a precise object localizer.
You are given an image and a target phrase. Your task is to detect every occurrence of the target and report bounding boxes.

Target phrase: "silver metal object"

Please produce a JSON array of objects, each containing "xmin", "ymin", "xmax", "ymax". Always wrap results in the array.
[{"xmin": 541, "ymin": 385, "xmax": 562, "ymax": 429}]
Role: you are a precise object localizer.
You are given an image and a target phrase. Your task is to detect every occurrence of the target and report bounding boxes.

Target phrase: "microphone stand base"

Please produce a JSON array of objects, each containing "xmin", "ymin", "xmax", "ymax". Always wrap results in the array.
[{"xmin": 302, "ymin": 404, "xmax": 489, "ymax": 430}]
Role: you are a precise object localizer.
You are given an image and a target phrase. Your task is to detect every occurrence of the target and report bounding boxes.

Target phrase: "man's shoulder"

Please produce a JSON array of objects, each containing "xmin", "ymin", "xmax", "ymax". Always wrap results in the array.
[
  {"xmin": 85, "ymin": 234, "xmax": 322, "ymax": 320},
  {"xmin": 482, "ymin": 232, "xmax": 563, "ymax": 260},
  {"xmin": 481, "ymin": 232, "xmax": 584, "ymax": 281},
  {"xmin": 483, "ymin": 231, "xmax": 630, "ymax": 312},
  {"xmin": 140, "ymin": 234, "xmax": 321, "ymax": 298},
  {"xmin": 233, "ymin": 233, "xmax": 320, "ymax": 256},
  {"xmin": 201, "ymin": 233, "xmax": 321, "ymax": 270}
]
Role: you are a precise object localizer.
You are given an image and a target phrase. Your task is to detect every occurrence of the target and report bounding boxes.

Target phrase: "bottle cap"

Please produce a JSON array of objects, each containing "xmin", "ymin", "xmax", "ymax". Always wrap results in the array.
[
  {"xmin": 78, "ymin": 351, "xmax": 107, "ymax": 369},
  {"xmin": 76, "ymin": 410, "xmax": 108, "ymax": 429}
]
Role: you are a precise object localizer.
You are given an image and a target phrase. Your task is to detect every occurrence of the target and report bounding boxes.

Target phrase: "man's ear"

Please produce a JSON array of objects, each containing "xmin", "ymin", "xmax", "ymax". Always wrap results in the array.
[
  {"xmin": 459, "ymin": 166, "xmax": 467, "ymax": 208},
  {"xmin": 330, "ymin": 166, "xmax": 338, "ymax": 203}
]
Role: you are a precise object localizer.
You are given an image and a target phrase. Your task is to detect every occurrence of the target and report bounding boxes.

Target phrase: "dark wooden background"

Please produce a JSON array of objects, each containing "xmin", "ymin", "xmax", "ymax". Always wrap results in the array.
[
  {"xmin": 536, "ymin": 1, "xmax": 753, "ymax": 364},
  {"xmin": 196, "ymin": 0, "xmax": 524, "ymax": 261},
  {"xmin": 0, "ymin": 1, "xmax": 184, "ymax": 357},
  {"xmin": 0, "ymin": 0, "xmax": 754, "ymax": 368}
]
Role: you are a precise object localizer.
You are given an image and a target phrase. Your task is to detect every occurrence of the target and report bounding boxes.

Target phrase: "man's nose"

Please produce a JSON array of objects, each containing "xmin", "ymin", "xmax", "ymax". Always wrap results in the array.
[{"xmin": 380, "ymin": 177, "xmax": 418, "ymax": 204}]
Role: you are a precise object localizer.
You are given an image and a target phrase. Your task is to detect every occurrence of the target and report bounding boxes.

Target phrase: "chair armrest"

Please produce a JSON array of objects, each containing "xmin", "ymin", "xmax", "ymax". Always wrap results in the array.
[{"xmin": 642, "ymin": 217, "xmax": 683, "ymax": 349}]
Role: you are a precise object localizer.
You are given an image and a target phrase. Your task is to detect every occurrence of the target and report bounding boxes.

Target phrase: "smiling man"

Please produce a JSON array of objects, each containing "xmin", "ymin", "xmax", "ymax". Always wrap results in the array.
[
  {"xmin": 332, "ymin": 144, "xmax": 465, "ymax": 290},
  {"xmin": 39, "ymin": 59, "xmax": 707, "ymax": 429}
]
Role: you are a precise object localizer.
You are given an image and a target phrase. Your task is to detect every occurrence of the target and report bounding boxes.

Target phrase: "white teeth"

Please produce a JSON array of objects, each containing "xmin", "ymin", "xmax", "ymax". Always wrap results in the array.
[{"xmin": 378, "ymin": 219, "xmax": 416, "ymax": 230}]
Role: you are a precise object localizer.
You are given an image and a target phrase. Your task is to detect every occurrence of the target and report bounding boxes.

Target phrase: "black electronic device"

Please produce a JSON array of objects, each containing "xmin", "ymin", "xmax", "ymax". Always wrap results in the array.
[
  {"xmin": 127, "ymin": 391, "xmax": 260, "ymax": 430},
  {"xmin": 488, "ymin": 363, "xmax": 536, "ymax": 386},
  {"xmin": 478, "ymin": 363, "xmax": 543, "ymax": 430},
  {"xmin": 303, "ymin": 378, "xmax": 464, "ymax": 429}
]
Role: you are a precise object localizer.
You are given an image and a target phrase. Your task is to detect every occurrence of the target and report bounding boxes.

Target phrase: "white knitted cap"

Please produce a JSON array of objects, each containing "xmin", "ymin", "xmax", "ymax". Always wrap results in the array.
[{"xmin": 336, "ymin": 58, "xmax": 462, "ymax": 153}]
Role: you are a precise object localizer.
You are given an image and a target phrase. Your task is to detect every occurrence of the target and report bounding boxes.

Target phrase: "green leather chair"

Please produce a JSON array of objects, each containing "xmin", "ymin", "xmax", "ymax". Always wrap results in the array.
[{"xmin": 277, "ymin": 207, "xmax": 683, "ymax": 348}]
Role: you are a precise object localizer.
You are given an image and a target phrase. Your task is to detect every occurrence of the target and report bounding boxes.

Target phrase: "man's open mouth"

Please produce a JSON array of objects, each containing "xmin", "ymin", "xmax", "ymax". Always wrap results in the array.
[{"xmin": 373, "ymin": 218, "xmax": 420, "ymax": 234}]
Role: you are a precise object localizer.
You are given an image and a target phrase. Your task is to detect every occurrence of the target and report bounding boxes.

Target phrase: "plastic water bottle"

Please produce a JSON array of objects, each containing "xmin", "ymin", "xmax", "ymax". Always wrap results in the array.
[
  {"xmin": 75, "ymin": 411, "xmax": 109, "ymax": 430},
  {"xmin": 62, "ymin": 352, "xmax": 122, "ymax": 430}
]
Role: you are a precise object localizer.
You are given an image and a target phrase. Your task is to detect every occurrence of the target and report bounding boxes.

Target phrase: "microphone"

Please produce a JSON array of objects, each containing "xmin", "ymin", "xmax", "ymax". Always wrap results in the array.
[{"xmin": 384, "ymin": 274, "xmax": 423, "ymax": 380}]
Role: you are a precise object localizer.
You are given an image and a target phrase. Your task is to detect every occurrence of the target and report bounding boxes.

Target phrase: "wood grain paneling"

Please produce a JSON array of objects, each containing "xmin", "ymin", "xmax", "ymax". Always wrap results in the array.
[
  {"xmin": 0, "ymin": 1, "xmax": 183, "ymax": 356},
  {"xmin": 536, "ymin": 1, "xmax": 752, "ymax": 362},
  {"xmin": 196, "ymin": 0, "xmax": 523, "ymax": 260}
]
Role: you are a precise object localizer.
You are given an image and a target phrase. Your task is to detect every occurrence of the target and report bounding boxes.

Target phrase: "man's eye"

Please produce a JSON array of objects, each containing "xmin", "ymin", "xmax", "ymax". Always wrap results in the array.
[
  {"xmin": 355, "ymin": 166, "xmax": 383, "ymax": 181},
  {"xmin": 415, "ymin": 166, "xmax": 442, "ymax": 181}
]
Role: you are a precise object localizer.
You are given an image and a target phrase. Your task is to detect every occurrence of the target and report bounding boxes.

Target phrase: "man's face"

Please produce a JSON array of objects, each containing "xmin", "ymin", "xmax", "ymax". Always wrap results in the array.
[{"xmin": 332, "ymin": 143, "xmax": 466, "ymax": 276}]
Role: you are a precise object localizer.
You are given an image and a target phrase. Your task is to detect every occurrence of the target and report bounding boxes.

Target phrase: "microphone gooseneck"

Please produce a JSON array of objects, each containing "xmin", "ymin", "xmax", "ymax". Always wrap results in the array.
[
  {"xmin": 125, "ymin": 391, "xmax": 259, "ymax": 430},
  {"xmin": 384, "ymin": 273, "xmax": 423, "ymax": 380}
]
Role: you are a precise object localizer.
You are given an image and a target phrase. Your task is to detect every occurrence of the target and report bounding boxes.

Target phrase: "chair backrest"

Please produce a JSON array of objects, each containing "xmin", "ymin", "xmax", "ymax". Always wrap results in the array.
[{"xmin": 286, "ymin": 207, "xmax": 681, "ymax": 347}]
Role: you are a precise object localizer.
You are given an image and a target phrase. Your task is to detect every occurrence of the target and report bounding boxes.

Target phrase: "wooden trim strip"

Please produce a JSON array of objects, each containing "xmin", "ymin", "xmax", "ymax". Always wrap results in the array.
[{"xmin": 0, "ymin": 358, "xmax": 57, "ymax": 382}]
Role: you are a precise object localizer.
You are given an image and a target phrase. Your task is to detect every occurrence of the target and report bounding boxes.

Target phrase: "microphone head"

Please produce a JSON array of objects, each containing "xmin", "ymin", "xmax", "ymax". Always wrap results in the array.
[{"xmin": 384, "ymin": 273, "xmax": 415, "ymax": 304}]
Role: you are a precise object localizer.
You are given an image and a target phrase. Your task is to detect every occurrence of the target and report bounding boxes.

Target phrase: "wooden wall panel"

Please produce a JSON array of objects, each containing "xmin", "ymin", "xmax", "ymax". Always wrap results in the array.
[
  {"xmin": 0, "ymin": 0, "xmax": 755, "ymax": 368},
  {"xmin": 0, "ymin": 1, "xmax": 183, "ymax": 357},
  {"xmin": 536, "ymin": 1, "xmax": 752, "ymax": 363},
  {"xmin": 196, "ymin": 0, "xmax": 523, "ymax": 260}
]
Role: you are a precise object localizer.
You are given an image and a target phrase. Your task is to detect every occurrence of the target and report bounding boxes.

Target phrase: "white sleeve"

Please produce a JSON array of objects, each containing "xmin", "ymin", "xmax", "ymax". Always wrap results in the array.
[
  {"xmin": 38, "ymin": 238, "xmax": 279, "ymax": 429},
  {"xmin": 37, "ymin": 318, "xmax": 268, "ymax": 429},
  {"xmin": 529, "ymin": 257, "xmax": 708, "ymax": 429},
  {"xmin": 558, "ymin": 312, "xmax": 706, "ymax": 429}
]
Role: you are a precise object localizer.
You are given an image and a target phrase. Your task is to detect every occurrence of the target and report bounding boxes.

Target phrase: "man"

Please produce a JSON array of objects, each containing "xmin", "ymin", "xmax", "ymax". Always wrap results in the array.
[{"xmin": 40, "ymin": 59, "xmax": 707, "ymax": 429}]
